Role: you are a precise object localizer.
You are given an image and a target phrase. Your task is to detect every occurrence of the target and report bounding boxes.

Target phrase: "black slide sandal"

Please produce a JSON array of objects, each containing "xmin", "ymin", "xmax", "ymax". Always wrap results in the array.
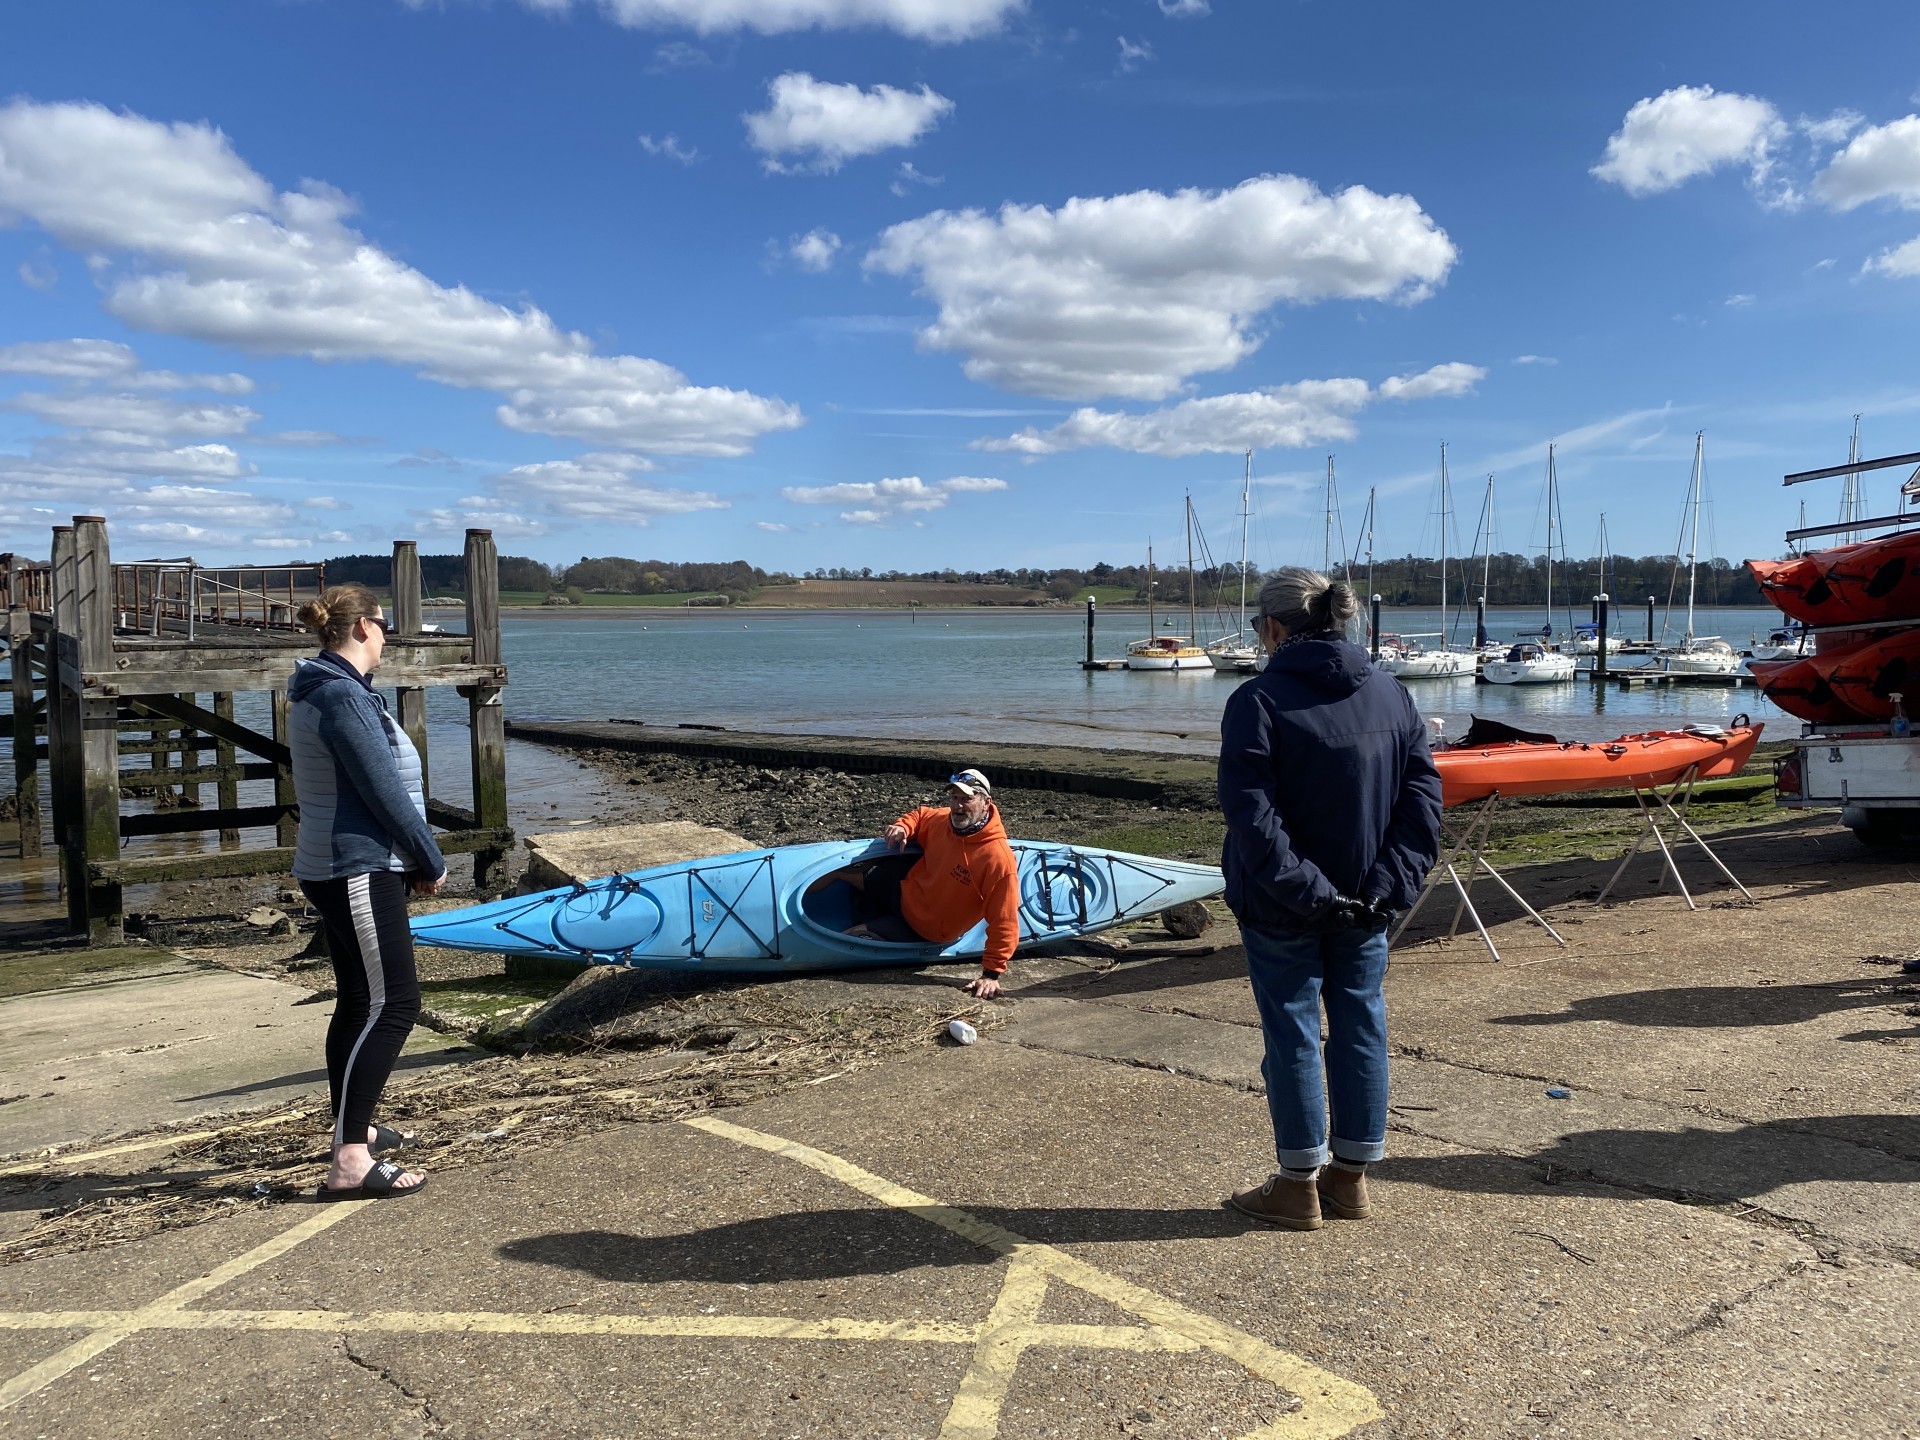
[
  {"xmin": 369, "ymin": 1125, "xmax": 417, "ymax": 1157},
  {"xmin": 317, "ymin": 1158, "xmax": 428, "ymax": 1201}
]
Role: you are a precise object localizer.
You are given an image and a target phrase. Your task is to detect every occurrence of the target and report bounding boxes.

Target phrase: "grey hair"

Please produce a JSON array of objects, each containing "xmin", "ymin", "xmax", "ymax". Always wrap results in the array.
[{"xmin": 1257, "ymin": 567, "xmax": 1360, "ymax": 636}]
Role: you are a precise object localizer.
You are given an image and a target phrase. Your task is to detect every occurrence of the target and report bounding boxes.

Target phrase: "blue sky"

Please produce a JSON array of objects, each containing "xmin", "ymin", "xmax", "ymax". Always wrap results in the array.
[{"xmin": 4, "ymin": 0, "xmax": 1920, "ymax": 575}]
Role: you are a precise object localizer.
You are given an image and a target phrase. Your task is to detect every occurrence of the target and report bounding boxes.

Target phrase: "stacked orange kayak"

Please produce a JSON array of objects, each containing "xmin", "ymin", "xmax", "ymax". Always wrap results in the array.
[
  {"xmin": 1746, "ymin": 529, "xmax": 1920, "ymax": 723},
  {"xmin": 1433, "ymin": 723, "xmax": 1764, "ymax": 808}
]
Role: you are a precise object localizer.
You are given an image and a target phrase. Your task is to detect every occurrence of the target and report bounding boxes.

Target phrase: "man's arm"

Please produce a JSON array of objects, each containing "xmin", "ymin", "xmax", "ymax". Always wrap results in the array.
[
  {"xmin": 1216, "ymin": 692, "xmax": 1339, "ymax": 917},
  {"xmin": 1360, "ymin": 705, "xmax": 1444, "ymax": 910},
  {"xmin": 976, "ymin": 849, "xmax": 1021, "ymax": 976}
]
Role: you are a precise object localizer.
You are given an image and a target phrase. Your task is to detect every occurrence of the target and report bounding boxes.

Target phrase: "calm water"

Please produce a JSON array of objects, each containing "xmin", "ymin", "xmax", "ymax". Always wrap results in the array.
[{"xmin": 461, "ymin": 604, "xmax": 1792, "ymax": 753}]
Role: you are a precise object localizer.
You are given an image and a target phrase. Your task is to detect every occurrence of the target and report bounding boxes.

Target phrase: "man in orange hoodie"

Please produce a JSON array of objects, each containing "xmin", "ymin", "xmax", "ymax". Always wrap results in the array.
[{"xmin": 846, "ymin": 768, "xmax": 1021, "ymax": 999}]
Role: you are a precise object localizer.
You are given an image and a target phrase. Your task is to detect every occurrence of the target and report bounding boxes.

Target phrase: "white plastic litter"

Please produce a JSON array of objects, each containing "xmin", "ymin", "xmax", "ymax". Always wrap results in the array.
[{"xmin": 947, "ymin": 1019, "xmax": 978, "ymax": 1046}]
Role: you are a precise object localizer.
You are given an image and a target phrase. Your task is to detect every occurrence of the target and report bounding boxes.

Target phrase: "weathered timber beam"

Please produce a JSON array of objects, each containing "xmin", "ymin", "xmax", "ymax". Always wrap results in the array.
[
  {"xmin": 425, "ymin": 798, "xmax": 477, "ymax": 830},
  {"xmin": 119, "ymin": 736, "xmax": 220, "ymax": 757},
  {"xmin": 118, "ymin": 762, "xmax": 276, "ymax": 792},
  {"xmin": 120, "ymin": 803, "xmax": 288, "ymax": 838},
  {"xmin": 91, "ymin": 660, "xmax": 506, "ymax": 696},
  {"xmin": 87, "ymin": 826, "xmax": 515, "ymax": 885},
  {"xmin": 128, "ymin": 693, "xmax": 290, "ymax": 765}
]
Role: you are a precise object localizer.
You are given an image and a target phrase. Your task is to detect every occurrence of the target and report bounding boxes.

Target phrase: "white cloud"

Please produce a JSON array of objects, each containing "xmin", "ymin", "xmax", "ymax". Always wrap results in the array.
[
  {"xmin": 1591, "ymin": 85, "xmax": 1785, "ymax": 198},
  {"xmin": 112, "ymin": 484, "xmax": 298, "ymax": 547},
  {"xmin": 788, "ymin": 228, "xmax": 843, "ymax": 271},
  {"xmin": 976, "ymin": 363, "xmax": 1479, "ymax": 458},
  {"xmin": 415, "ymin": 505, "xmax": 552, "ymax": 541},
  {"xmin": 890, "ymin": 160, "xmax": 942, "ymax": 196},
  {"xmin": 780, "ymin": 473, "xmax": 1004, "ymax": 523},
  {"xmin": 1814, "ymin": 115, "xmax": 1920, "ymax": 211},
  {"xmin": 18, "ymin": 256, "xmax": 57, "ymax": 291},
  {"xmin": 1116, "ymin": 36, "xmax": 1154, "ymax": 72},
  {"xmin": 1375, "ymin": 360, "xmax": 1484, "ymax": 401},
  {"xmin": 745, "ymin": 73, "xmax": 955, "ymax": 173},
  {"xmin": 1863, "ymin": 236, "xmax": 1920, "ymax": 278},
  {"xmin": 1513, "ymin": 353, "xmax": 1558, "ymax": 366},
  {"xmin": 638, "ymin": 132, "xmax": 702, "ymax": 164},
  {"xmin": 304, "ymin": 495, "xmax": 350, "ymax": 511},
  {"xmin": 5, "ymin": 389, "xmax": 259, "ymax": 439},
  {"xmin": 1157, "ymin": 0, "xmax": 1208, "ymax": 15},
  {"xmin": 1800, "ymin": 109, "xmax": 1865, "ymax": 146},
  {"xmin": 866, "ymin": 174, "xmax": 1456, "ymax": 400},
  {"xmin": 491, "ymin": 453, "xmax": 729, "ymax": 525},
  {"xmin": 0, "ymin": 100, "xmax": 800, "ymax": 458},
  {"xmin": 1725, "ymin": 292, "xmax": 1755, "ymax": 307},
  {"xmin": 755, "ymin": 520, "xmax": 797, "ymax": 532},
  {"xmin": 0, "ymin": 338, "xmax": 139, "ymax": 379},
  {"xmin": 513, "ymin": 0, "xmax": 1021, "ymax": 41}
]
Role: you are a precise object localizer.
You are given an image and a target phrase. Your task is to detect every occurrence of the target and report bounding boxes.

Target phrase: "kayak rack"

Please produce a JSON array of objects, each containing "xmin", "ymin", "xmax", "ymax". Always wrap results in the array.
[
  {"xmin": 1391, "ymin": 793, "xmax": 1566, "ymax": 962},
  {"xmin": 1596, "ymin": 764, "xmax": 1754, "ymax": 910}
]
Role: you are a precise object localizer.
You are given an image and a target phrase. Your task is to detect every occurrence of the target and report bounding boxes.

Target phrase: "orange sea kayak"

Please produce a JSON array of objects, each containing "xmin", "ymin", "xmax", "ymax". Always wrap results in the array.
[
  {"xmin": 1747, "ymin": 530, "xmax": 1920, "ymax": 626},
  {"xmin": 1747, "ymin": 655, "xmax": 1870, "ymax": 725},
  {"xmin": 1433, "ymin": 723, "xmax": 1765, "ymax": 807}
]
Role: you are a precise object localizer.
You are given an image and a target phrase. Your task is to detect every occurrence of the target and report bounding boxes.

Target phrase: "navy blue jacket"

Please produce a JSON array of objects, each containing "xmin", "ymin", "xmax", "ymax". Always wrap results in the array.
[{"xmin": 1217, "ymin": 635, "xmax": 1443, "ymax": 930}]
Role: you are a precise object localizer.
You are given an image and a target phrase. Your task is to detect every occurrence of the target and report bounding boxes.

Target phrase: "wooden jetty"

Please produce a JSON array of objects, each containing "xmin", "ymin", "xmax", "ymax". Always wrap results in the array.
[
  {"xmin": 1601, "ymin": 669, "xmax": 1755, "ymax": 690},
  {"xmin": 3, "ymin": 519, "xmax": 512, "ymax": 943}
]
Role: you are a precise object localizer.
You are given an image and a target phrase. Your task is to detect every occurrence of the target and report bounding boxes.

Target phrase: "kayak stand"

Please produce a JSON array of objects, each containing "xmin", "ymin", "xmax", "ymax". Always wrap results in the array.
[
  {"xmin": 1597, "ymin": 764, "xmax": 1754, "ymax": 909},
  {"xmin": 1392, "ymin": 793, "xmax": 1567, "ymax": 962}
]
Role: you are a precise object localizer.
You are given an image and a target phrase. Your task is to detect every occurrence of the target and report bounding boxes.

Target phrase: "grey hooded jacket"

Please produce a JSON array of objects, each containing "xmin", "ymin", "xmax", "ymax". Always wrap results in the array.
[{"xmin": 287, "ymin": 650, "xmax": 446, "ymax": 882}]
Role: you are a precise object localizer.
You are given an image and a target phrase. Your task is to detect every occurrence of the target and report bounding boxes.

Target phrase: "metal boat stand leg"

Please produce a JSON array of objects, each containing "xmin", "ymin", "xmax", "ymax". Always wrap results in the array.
[
  {"xmin": 1454, "ymin": 853, "xmax": 1567, "ymax": 946},
  {"xmin": 1393, "ymin": 793, "xmax": 1497, "ymax": 951},
  {"xmin": 1649, "ymin": 777, "xmax": 1754, "ymax": 901},
  {"xmin": 1442, "ymin": 861, "xmax": 1501, "ymax": 961},
  {"xmin": 1600, "ymin": 769, "xmax": 1698, "ymax": 909}
]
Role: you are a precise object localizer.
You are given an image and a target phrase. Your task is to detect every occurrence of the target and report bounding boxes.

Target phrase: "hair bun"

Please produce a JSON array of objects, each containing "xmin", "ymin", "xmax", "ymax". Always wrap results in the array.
[{"xmin": 296, "ymin": 599, "xmax": 330, "ymax": 632}]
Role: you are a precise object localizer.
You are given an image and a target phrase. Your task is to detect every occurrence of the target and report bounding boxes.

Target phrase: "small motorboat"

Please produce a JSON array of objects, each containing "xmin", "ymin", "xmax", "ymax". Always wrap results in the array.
[
  {"xmin": 411, "ymin": 839, "xmax": 1225, "ymax": 971},
  {"xmin": 1432, "ymin": 716, "xmax": 1764, "ymax": 807},
  {"xmin": 1481, "ymin": 642, "xmax": 1576, "ymax": 685},
  {"xmin": 1748, "ymin": 530, "xmax": 1920, "ymax": 626},
  {"xmin": 1748, "ymin": 623, "xmax": 1807, "ymax": 661}
]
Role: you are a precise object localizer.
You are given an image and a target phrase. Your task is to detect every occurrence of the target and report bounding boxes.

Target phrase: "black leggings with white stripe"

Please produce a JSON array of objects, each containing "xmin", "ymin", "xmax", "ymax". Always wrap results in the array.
[{"xmin": 300, "ymin": 871, "xmax": 421, "ymax": 1149}]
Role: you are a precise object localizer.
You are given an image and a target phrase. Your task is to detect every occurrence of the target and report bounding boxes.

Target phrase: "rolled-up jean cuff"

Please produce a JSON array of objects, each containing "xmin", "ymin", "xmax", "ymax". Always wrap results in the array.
[
  {"xmin": 1276, "ymin": 1144, "xmax": 1330, "ymax": 1171},
  {"xmin": 1331, "ymin": 1137, "xmax": 1386, "ymax": 1164}
]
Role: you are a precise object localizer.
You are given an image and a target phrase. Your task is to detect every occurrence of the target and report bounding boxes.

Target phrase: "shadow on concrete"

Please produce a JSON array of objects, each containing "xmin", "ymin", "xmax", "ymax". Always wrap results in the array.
[
  {"xmin": 500, "ymin": 1205, "xmax": 1259, "ymax": 1283},
  {"xmin": 1382, "ymin": 1112, "xmax": 1920, "ymax": 1200},
  {"xmin": 1012, "ymin": 946, "xmax": 1246, "ymax": 1003},
  {"xmin": 1489, "ymin": 977, "xmax": 1920, "ymax": 1032},
  {"xmin": 175, "ymin": 1046, "xmax": 476, "ymax": 1103}
]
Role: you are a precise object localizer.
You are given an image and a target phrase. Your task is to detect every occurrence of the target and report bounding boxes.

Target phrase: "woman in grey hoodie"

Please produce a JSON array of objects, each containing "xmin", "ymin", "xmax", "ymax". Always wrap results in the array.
[{"xmin": 289, "ymin": 583, "xmax": 446, "ymax": 1199}]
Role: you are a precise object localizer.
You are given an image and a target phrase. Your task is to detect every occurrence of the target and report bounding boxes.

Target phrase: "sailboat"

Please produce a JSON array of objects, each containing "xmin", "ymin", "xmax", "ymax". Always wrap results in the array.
[
  {"xmin": 1483, "ymin": 443, "xmax": 1577, "ymax": 685},
  {"xmin": 1565, "ymin": 514, "xmax": 1624, "ymax": 656},
  {"xmin": 1208, "ymin": 449, "xmax": 1260, "ymax": 673},
  {"xmin": 1127, "ymin": 502, "xmax": 1211, "ymax": 670},
  {"xmin": 1661, "ymin": 432, "xmax": 1741, "ymax": 675},
  {"xmin": 1380, "ymin": 443, "xmax": 1475, "ymax": 679}
]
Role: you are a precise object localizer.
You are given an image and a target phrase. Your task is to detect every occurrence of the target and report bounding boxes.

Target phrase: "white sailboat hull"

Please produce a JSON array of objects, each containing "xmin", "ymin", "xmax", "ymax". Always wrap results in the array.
[
  {"xmin": 1381, "ymin": 649, "xmax": 1476, "ymax": 679},
  {"xmin": 1482, "ymin": 654, "xmax": 1577, "ymax": 685}
]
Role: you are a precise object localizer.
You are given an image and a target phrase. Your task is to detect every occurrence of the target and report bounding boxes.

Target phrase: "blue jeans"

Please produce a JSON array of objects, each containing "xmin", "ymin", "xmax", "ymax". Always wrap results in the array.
[{"xmin": 1240, "ymin": 921, "xmax": 1390, "ymax": 1171}]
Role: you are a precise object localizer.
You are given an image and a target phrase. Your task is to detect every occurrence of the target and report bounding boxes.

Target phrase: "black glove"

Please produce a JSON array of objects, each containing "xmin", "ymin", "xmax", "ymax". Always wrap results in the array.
[{"xmin": 1360, "ymin": 896, "xmax": 1398, "ymax": 931}]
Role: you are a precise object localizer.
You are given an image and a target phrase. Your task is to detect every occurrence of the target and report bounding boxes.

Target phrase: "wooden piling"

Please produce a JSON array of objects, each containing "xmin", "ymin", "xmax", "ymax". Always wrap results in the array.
[
  {"xmin": 463, "ymin": 528, "xmax": 507, "ymax": 896},
  {"xmin": 270, "ymin": 687, "xmax": 297, "ymax": 849},
  {"xmin": 391, "ymin": 540, "xmax": 430, "ymax": 796},
  {"xmin": 73, "ymin": 517, "xmax": 123, "ymax": 942},
  {"xmin": 8, "ymin": 563, "xmax": 41, "ymax": 856},
  {"xmin": 48, "ymin": 526, "xmax": 84, "ymax": 927},
  {"xmin": 214, "ymin": 692, "xmax": 240, "ymax": 848}
]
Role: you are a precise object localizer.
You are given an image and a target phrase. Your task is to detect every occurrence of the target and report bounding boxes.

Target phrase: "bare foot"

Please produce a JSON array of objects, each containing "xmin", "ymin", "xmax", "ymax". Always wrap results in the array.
[{"xmin": 327, "ymin": 1142, "xmax": 424, "ymax": 1192}]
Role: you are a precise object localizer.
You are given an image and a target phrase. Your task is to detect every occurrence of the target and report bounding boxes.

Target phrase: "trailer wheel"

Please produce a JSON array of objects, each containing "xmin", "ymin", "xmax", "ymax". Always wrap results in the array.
[{"xmin": 1847, "ymin": 808, "xmax": 1911, "ymax": 848}]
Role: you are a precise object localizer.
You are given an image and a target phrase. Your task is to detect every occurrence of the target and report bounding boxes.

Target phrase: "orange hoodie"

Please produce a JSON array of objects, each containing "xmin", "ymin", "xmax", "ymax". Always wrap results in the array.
[{"xmin": 894, "ymin": 803, "xmax": 1021, "ymax": 974}]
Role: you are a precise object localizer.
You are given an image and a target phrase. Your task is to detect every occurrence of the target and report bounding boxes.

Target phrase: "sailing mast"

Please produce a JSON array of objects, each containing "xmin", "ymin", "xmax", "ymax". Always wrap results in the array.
[
  {"xmin": 1185, "ymin": 494, "xmax": 1197, "ymax": 644},
  {"xmin": 1479, "ymin": 473, "xmax": 1496, "ymax": 647},
  {"xmin": 1438, "ymin": 443, "xmax": 1452, "ymax": 649},
  {"xmin": 1236, "ymin": 449, "xmax": 1252, "ymax": 640},
  {"xmin": 1842, "ymin": 415, "xmax": 1863, "ymax": 544},
  {"xmin": 1145, "ymin": 541, "xmax": 1155, "ymax": 637},
  {"xmin": 1684, "ymin": 431, "xmax": 1705, "ymax": 644},
  {"xmin": 1544, "ymin": 444, "xmax": 1558, "ymax": 642}
]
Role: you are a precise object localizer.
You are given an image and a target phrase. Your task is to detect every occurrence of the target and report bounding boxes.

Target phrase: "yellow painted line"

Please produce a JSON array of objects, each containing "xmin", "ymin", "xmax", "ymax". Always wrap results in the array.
[
  {"xmin": 684, "ymin": 1115, "xmax": 1384, "ymax": 1440},
  {"xmin": 0, "ymin": 1200, "xmax": 365, "ymax": 1412},
  {"xmin": 0, "ymin": 1306, "xmax": 1194, "ymax": 1351},
  {"xmin": 0, "ymin": 1107, "xmax": 321, "ymax": 1176},
  {"xmin": 939, "ymin": 1258, "xmax": 1049, "ymax": 1440}
]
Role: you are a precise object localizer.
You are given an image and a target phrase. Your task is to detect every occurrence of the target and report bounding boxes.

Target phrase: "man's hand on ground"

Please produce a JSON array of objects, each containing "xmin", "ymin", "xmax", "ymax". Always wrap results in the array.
[{"xmin": 963, "ymin": 974, "xmax": 1003, "ymax": 999}]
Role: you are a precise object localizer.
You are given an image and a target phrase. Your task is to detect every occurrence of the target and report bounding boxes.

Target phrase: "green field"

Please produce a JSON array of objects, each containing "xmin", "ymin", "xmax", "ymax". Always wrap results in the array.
[{"xmin": 496, "ymin": 590, "xmax": 731, "ymax": 607}]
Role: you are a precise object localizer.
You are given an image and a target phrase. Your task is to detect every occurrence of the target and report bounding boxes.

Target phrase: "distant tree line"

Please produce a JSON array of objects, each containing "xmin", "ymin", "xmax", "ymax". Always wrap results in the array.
[{"xmin": 314, "ymin": 550, "xmax": 1767, "ymax": 608}]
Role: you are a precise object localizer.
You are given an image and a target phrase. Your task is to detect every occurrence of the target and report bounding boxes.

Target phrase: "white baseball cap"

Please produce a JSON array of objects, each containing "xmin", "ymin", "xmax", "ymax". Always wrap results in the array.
[{"xmin": 946, "ymin": 768, "xmax": 992, "ymax": 797}]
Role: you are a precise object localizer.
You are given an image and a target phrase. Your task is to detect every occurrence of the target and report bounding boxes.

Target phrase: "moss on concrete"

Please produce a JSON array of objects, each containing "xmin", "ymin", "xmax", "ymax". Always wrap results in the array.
[{"xmin": 0, "ymin": 944, "xmax": 191, "ymax": 1001}]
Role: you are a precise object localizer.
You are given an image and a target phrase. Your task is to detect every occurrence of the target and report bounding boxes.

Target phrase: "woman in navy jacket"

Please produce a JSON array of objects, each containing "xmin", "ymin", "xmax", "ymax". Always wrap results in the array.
[
  {"xmin": 290, "ymin": 583, "xmax": 447, "ymax": 1200},
  {"xmin": 1218, "ymin": 568, "xmax": 1442, "ymax": 1231}
]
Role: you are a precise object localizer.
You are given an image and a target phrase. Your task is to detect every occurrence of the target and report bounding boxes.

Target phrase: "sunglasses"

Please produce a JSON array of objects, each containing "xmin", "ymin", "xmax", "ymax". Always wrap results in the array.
[{"xmin": 363, "ymin": 615, "xmax": 394, "ymax": 636}]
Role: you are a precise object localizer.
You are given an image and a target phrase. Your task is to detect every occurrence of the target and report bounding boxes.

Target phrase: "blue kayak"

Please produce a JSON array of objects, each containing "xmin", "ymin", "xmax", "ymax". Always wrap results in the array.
[{"xmin": 409, "ymin": 839, "xmax": 1224, "ymax": 973}]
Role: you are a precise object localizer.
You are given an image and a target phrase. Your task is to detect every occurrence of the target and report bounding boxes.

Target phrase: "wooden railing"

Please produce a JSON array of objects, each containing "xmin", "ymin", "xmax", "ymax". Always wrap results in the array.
[{"xmin": 110, "ymin": 561, "xmax": 328, "ymax": 634}]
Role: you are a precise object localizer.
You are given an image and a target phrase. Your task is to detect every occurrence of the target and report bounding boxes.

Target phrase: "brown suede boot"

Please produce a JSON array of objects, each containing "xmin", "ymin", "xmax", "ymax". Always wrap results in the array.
[
  {"xmin": 1317, "ymin": 1164, "xmax": 1373, "ymax": 1220},
  {"xmin": 1225, "ymin": 1174, "xmax": 1323, "ymax": 1230}
]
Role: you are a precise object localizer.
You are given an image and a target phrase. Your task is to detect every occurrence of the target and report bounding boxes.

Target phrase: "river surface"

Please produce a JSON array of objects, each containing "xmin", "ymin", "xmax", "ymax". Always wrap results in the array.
[{"xmin": 465, "ymin": 604, "xmax": 1791, "ymax": 753}]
